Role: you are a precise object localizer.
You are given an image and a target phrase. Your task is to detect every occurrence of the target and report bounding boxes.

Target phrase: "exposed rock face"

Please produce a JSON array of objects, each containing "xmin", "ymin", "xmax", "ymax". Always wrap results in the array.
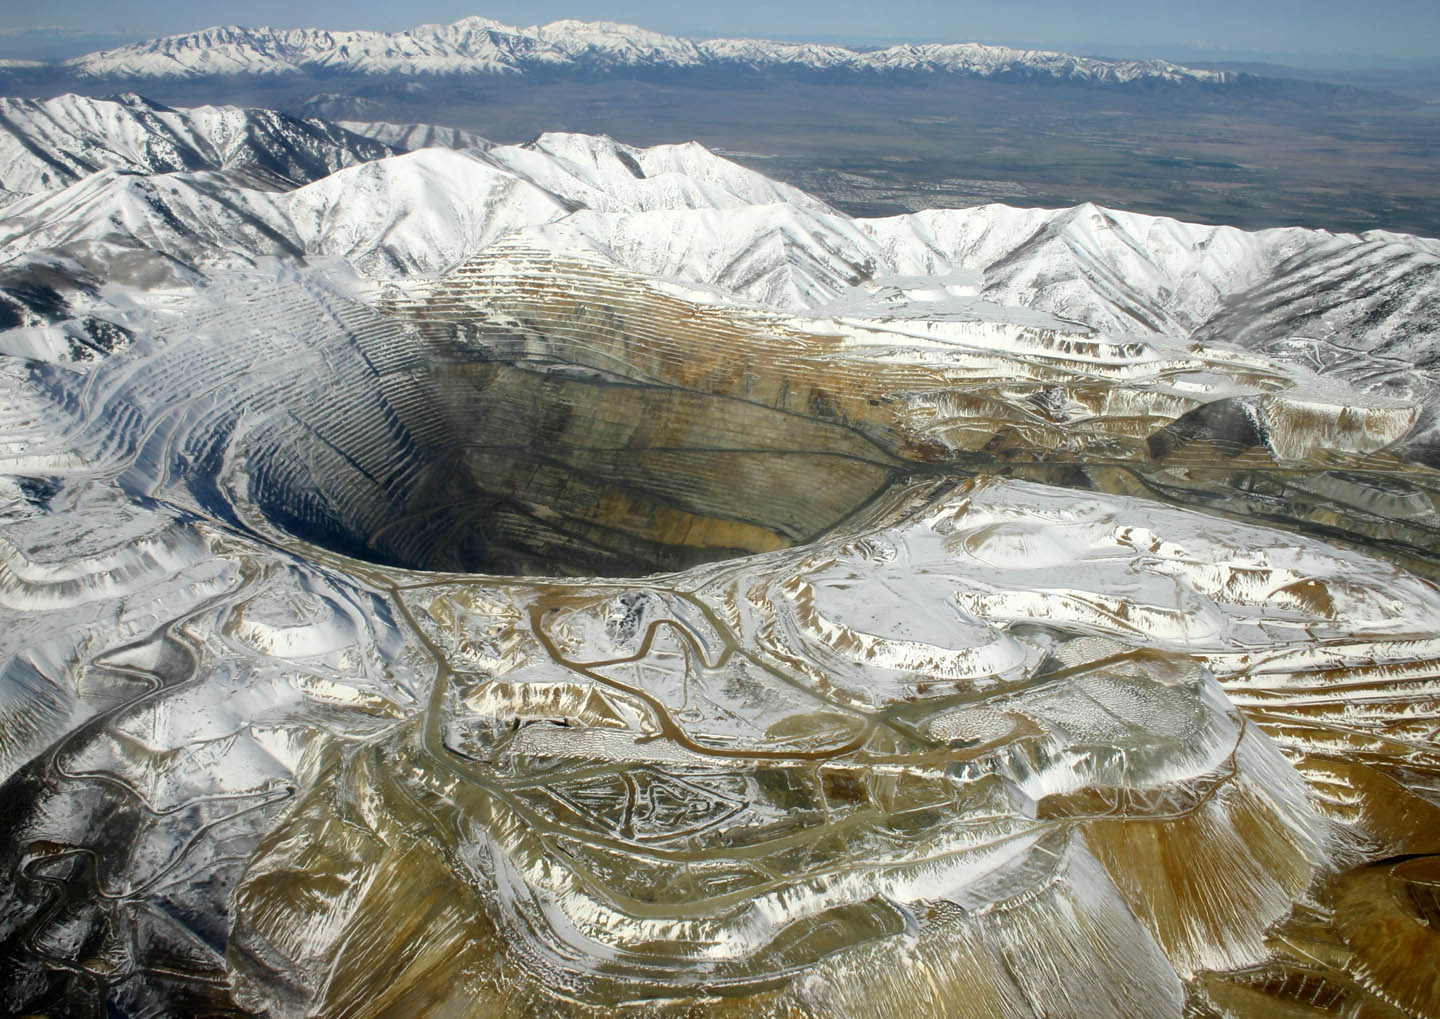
[{"xmin": 1, "ymin": 100, "xmax": 1439, "ymax": 1018}]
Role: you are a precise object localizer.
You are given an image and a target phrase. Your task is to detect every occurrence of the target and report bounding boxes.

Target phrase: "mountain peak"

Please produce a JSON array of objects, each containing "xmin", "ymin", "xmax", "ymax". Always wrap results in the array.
[{"xmin": 56, "ymin": 15, "xmax": 1238, "ymax": 86}]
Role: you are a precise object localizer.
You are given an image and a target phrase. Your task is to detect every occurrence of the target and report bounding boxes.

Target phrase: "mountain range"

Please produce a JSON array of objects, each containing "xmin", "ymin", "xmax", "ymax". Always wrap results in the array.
[
  {"xmin": 37, "ymin": 18, "xmax": 1241, "ymax": 86},
  {"xmin": 1, "ymin": 92, "xmax": 1434, "ymax": 405},
  {"xmin": 1, "ymin": 17, "xmax": 1425, "ymax": 243}
]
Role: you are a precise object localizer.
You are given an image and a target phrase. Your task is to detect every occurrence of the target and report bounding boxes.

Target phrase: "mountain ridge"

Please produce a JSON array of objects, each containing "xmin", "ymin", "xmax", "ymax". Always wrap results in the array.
[
  {"xmin": 0, "ymin": 93, "xmax": 1435, "ymax": 404},
  {"xmin": 0, "ymin": 92, "xmax": 396, "ymax": 193},
  {"xmin": 53, "ymin": 16, "xmax": 1245, "ymax": 86}
]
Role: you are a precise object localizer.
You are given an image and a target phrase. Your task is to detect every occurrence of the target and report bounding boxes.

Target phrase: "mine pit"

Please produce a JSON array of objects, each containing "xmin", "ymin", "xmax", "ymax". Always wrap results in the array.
[{"xmin": 243, "ymin": 263, "xmax": 902, "ymax": 577}]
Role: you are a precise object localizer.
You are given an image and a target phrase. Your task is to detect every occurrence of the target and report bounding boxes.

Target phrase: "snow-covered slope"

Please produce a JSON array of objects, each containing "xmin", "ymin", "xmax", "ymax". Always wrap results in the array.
[
  {"xmin": 0, "ymin": 125, "xmax": 837, "ymax": 278},
  {"xmin": 0, "ymin": 93, "xmax": 395, "ymax": 194},
  {"xmin": 509, "ymin": 198, "xmax": 1440, "ymax": 391},
  {"xmin": 336, "ymin": 119, "xmax": 490, "ymax": 153},
  {"xmin": 283, "ymin": 148, "xmax": 572, "ymax": 276},
  {"xmin": 485, "ymin": 132, "xmax": 834, "ymax": 216},
  {"xmin": 63, "ymin": 16, "xmax": 1237, "ymax": 86},
  {"xmin": 4, "ymin": 91, "xmax": 1440, "ymax": 1019},
  {"xmin": 0, "ymin": 168, "xmax": 295, "ymax": 267},
  {"xmin": 1, "ymin": 96, "xmax": 1436, "ymax": 399}
]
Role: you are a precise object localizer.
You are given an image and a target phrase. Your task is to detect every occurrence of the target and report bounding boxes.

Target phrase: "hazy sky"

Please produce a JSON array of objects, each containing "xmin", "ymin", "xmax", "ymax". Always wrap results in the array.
[{"xmin": 3, "ymin": 0, "xmax": 1438, "ymax": 65}]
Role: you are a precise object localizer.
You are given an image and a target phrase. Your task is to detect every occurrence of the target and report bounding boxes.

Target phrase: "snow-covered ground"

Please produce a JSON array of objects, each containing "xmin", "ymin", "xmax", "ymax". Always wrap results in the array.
[{"xmin": 1, "ymin": 90, "xmax": 1439, "ymax": 1019}]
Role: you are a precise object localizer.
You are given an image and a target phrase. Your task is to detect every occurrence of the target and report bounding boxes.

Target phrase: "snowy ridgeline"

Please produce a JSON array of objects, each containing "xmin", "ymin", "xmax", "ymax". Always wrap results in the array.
[
  {"xmin": 57, "ymin": 16, "xmax": 1237, "ymax": 85},
  {"xmin": 0, "ymin": 92, "xmax": 1436, "ymax": 400}
]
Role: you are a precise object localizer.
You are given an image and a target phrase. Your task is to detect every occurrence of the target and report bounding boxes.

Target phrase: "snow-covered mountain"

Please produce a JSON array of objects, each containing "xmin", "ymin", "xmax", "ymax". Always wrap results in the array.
[
  {"xmin": 59, "ymin": 17, "xmax": 1237, "ymax": 86},
  {"xmin": 3, "ymin": 90, "xmax": 1440, "ymax": 1019},
  {"xmin": 0, "ymin": 93, "xmax": 1436, "ymax": 399},
  {"xmin": 0, "ymin": 96, "xmax": 836, "ymax": 282},
  {"xmin": 0, "ymin": 93, "xmax": 395, "ymax": 193}
]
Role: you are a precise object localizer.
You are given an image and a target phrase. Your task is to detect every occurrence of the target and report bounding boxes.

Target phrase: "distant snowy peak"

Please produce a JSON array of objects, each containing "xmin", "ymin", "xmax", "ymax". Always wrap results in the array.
[{"xmin": 63, "ymin": 17, "xmax": 1235, "ymax": 85}]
